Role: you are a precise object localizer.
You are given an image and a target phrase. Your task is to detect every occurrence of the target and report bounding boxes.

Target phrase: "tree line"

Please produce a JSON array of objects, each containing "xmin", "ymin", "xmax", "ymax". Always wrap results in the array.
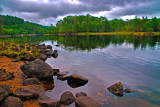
[
  {"xmin": 0, "ymin": 14, "xmax": 160, "ymax": 35},
  {"xmin": 0, "ymin": 15, "xmax": 46, "ymax": 35},
  {"xmin": 47, "ymin": 14, "xmax": 160, "ymax": 34}
]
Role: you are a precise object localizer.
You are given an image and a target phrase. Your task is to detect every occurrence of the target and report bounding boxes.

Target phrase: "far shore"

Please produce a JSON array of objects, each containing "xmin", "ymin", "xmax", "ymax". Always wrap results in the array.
[
  {"xmin": 1, "ymin": 32, "xmax": 160, "ymax": 38},
  {"xmin": 44, "ymin": 32, "xmax": 160, "ymax": 36}
]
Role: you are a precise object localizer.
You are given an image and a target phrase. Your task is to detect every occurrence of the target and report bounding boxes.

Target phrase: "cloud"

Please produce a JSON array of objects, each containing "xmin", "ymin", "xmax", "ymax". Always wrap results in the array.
[{"xmin": 0, "ymin": 0, "xmax": 159, "ymax": 25}]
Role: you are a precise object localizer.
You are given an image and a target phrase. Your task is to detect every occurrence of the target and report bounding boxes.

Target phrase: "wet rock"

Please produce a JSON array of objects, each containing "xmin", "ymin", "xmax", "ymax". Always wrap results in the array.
[
  {"xmin": 75, "ymin": 96, "xmax": 101, "ymax": 107},
  {"xmin": 60, "ymin": 91, "xmax": 75, "ymax": 106},
  {"xmin": 67, "ymin": 74, "xmax": 88, "ymax": 88},
  {"xmin": 55, "ymin": 45, "xmax": 60, "ymax": 47},
  {"xmin": 12, "ymin": 59, "xmax": 19, "ymax": 62},
  {"xmin": 0, "ymin": 96, "xmax": 23, "ymax": 107},
  {"xmin": 76, "ymin": 92, "xmax": 87, "ymax": 98},
  {"xmin": 31, "ymin": 49, "xmax": 37, "ymax": 53},
  {"xmin": 57, "ymin": 71, "xmax": 69, "ymax": 77},
  {"xmin": 36, "ymin": 53, "xmax": 47, "ymax": 62},
  {"xmin": 14, "ymin": 87, "xmax": 39, "ymax": 100},
  {"xmin": 46, "ymin": 45, "xmax": 52, "ymax": 49},
  {"xmin": 0, "ymin": 69, "xmax": 14, "ymax": 81},
  {"xmin": 19, "ymin": 44, "xmax": 25, "ymax": 49},
  {"xmin": 8, "ymin": 53, "xmax": 18, "ymax": 58},
  {"xmin": 0, "ymin": 85, "xmax": 12, "ymax": 102},
  {"xmin": 45, "ymin": 50, "xmax": 53, "ymax": 57},
  {"xmin": 53, "ymin": 69, "xmax": 60, "ymax": 75},
  {"xmin": 124, "ymin": 88, "xmax": 134, "ymax": 93},
  {"xmin": 20, "ymin": 53, "xmax": 34, "ymax": 61},
  {"xmin": 19, "ymin": 52, "xmax": 27, "ymax": 56},
  {"xmin": 23, "ymin": 77, "xmax": 40, "ymax": 86},
  {"xmin": 0, "ymin": 85, "xmax": 12, "ymax": 95},
  {"xmin": 107, "ymin": 82, "xmax": 123, "ymax": 97},
  {"xmin": 20, "ymin": 59, "xmax": 55, "ymax": 80},
  {"xmin": 26, "ymin": 46, "xmax": 31, "ymax": 51},
  {"xmin": 4, "ymin": 42, "xmax": 10, "ymax": 46},
  {"xmin": 37, "ymin": 44, "xmax": 46, "ymax": 49},
  {"xmin": 15, "ymin": 46, "xmax": 21, "ymax": 52},
  {"xmin": 57, "ymin": 75, "xmax": 69, "ymax": 81},
  {"xmin": 41, "ymin": 79, "xmax": 54, "ymax": 91},
  {"xmin": 39, "ymin": 99, "xmax": 60, "ymax": 107},
  {"xmin": 52, "ymin": 50, "xmax": 58, "ymax": 58}
]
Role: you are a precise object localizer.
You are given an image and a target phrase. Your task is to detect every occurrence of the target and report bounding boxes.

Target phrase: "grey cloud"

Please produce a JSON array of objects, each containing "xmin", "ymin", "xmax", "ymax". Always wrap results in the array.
[{"xmin": 0, "ymin": 0, "xmax": 159, "ymax": 25}]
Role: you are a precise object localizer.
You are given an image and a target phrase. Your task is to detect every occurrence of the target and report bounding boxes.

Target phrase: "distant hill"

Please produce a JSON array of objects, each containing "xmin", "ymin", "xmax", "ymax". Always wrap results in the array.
[{"xmin": 0, "ymin": 15, "xmax": 47, "ymax": 35}]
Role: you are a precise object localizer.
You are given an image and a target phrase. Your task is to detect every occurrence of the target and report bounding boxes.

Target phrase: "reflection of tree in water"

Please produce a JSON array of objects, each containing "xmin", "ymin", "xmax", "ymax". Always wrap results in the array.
[{"xmin": 0, "ymin": 35, "xmax": 160, "ymax": 51}]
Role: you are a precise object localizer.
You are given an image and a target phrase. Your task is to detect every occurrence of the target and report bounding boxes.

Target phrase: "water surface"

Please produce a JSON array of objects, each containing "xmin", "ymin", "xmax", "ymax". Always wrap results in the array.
[{"xmin": 2, "ymin": 35, "xmax": 160, "ymax": 107}]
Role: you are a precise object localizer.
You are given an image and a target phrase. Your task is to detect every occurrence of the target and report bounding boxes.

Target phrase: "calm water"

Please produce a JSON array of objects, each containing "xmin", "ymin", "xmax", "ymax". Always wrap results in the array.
[{"xmin": 2, "ymin": 35, "xmax": 160, "ymax": 107}]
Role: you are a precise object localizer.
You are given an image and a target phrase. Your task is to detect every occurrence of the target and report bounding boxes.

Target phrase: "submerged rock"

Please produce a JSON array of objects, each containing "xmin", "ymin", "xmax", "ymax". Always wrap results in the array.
[
  {"xmin": 23, "ymin": 77, "xmax": 40, "ymax": 86},
  {"xmin": 60, "ymin": 91, "xmax": 75, "ymax": 106},
  {"xmin": 20, "ymin": 59, "xmax": 55, "ymax": 80},
  {"xmin": 39, "ymin": 99, "xmax": 60, "ymax": 107},
  {"xmin": 76, "ymin": 92, "xmax": 87, "ymax": 98},
  {"xmin": 14, "ymin": 87, "xmax": 39, "ymax": 100},
  {"xmin": 67, "ymin": 74, "xmax": 88, "ymax": 88},
  {"xmin": 124, "ymin": 88, "xmax": 134, "ymax": 93},
  {"xmin": 0, "ymin": 96, "xmax": 23, "ymax": 107},
  {"xmin": 75, "ymin": 96, "xmax": 101, "ymax": 107},
  {"xmin": 0, "ymin": 69, "xmax": 14, "ymax": 81},
  {"xmin": 107, "ymin": 82, "xmax": 123, "ymax": 97}
]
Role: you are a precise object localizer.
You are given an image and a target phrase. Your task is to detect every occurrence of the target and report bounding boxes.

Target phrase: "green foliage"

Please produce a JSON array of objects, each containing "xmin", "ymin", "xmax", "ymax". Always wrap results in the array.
[
  {"xmin": 0, "ymin": 15, "xmax": 47, "ymax": 35},
  {"xmin": 46, "ymin": 15, "xmax": 160, "ymax": 33}
]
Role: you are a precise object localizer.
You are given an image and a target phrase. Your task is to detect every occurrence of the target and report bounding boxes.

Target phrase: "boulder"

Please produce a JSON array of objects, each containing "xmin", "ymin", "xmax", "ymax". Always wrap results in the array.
[
  {"xmin": 46, "ymin": 45, "xmax": 52, "ymax": 49},
  {"xmin": 67, "ymin": 74, "xmax": 88, "ymax": 88},
  {"xmin": 60, "ymin": 91, "xmax": 75, "ymax": 106},
  {"xmin": 36, "ymin": 53, "xmax": 47, "ymax": 62},
  {"xmin": 20, "ymin": 59, "xmax": 55, "ymax": 80},
  {"xmin": 0, "ymin": 69, "xmax": 14, "ymax": 81},
  {"xmin": 75, "ymin": 96, "xmax": 101, "ymax": 107},
  {"xmin": 44, "ymin": 50, "xmax": 53, "ymax": 57},
  {"xmin": 23, "ymin": 77, "xmax": 40, "ymax": 86},
  {"xmin": 0, "ymin": 96, "xmax": 23, "ymax": 107},
  {"xmin": 124, "ymin": 88, "xmax": 134, "ymax": 93},
  {"xmin": 14, "ymin": 87, "xmax": 39, "ymax": 100},
  {"xmin": 0, "ymin": 85, "xmax": 12, "ymax": 102},
  {"xmin": 76, "ymin": 92, "xmax": 87, "ymax": 98},
  {"xmin": 107, "ymin": 82, "xmax": 123, "ymax": 97},
  {"xmin": 39, "ymin": 99, "xmax": 60, "ymax": 107},
  {"xmin": 52, "ymin": 50, "xmax": 58, "ymax": 58}
]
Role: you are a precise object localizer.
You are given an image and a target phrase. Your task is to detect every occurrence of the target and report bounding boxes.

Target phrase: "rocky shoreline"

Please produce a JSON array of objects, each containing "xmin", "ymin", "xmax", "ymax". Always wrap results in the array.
[{"xmin": 0, "ymin": 42, "xmax": 134, "ymax": 107}]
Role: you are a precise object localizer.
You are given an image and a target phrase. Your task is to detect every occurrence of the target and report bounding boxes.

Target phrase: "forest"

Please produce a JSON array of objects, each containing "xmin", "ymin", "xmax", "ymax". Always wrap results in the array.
[
  {"xmin": 47, "ymin": 14, "xmax": 160, "ymax": 34},
  {"xmin": 0, "ymin": 14, "xmax": 160, "ymax": 35},
  {"xmin": 0, "ymin": 15, "xmax": 47, "ymax": 35}
]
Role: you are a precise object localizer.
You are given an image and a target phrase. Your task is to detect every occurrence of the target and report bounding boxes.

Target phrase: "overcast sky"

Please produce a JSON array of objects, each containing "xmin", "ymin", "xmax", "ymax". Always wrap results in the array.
[{"xmin": 0, "ymin": 0, "xmax": 160, "ymax": 26}]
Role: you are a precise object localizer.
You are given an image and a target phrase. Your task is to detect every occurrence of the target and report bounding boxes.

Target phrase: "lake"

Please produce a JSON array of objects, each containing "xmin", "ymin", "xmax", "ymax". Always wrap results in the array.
[{"xmin": 1, "ymin": 35, "xmax": 160, "ymax": 107}]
